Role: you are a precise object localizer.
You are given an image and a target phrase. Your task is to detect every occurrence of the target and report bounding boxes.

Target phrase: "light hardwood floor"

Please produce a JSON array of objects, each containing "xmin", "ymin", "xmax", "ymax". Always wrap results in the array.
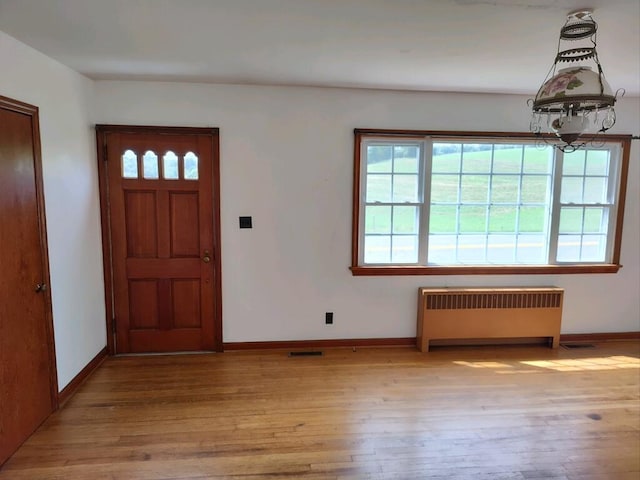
[{"xmin": 1, "ymin": 342, "xmax": 639, "ymax": 479}]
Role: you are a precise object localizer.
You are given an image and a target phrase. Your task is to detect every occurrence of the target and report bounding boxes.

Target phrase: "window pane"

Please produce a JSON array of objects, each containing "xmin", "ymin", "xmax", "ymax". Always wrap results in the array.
[
  {"xmin": 461, "ymin": 145, "xmax": 491, "ymax": 173},
  {"xmin": 367, "ymin": 145, "xmax": 392, "ymax": 173},
  {"xmin": 393, "ymin": 145, "xmax": 419, "ymax": 173},
  {"xmin": 585, "ymin": 150, "xmax": 609, "ymax": 175},
  {"xmin": 366, "ymin": 174, "xmax": 391, "ymax": 202},
  {"xmin": 556, "ymin": 235, "xmax": 581, "ymax": 262},
  {"xmin": 392, "ymin": 175, "xmax": 418, "ymax": 203},
  {"xmin": 559, "ymin": 208, "xmax": 583, "ymax": 233},
  {"xmin": 163, "ymin": 151, "xmax": 179, "ymax": 179},
  {"xmin": 143, "ymin": 151, "xmax": 159, "ymax": 179},
  {"xmin": 584, "ymin": 207, "xmax": 605, "ymax": 233},
  {"xmin": 428, "ymin": 234, "xmax": 457, "ymax": 264},
  {"xmin": 460, "ymin": 175, "xmax": 489, "ymax": 203},
  {"xmin": 519, "ymin": 206, "xmax": 546, "ymax": 233},
  {"xmin": 516, "ymin": 234, "xmax": 546, "ymax": 264},
  {"xmin": 492, "ymin": 146, "xmax": 522, "ymax": 173},
  {"xmin": 521, "ymin": 175, "xmax": 549, "ymax": 203},
  {"xmin": 391, "ymin": 236, "xmax": 418, "ymax": 263},
  {"xmin": 392, "ymin": 206, "xmax": 418, "ymax": 234},
  {"xmin": 563, "ymin": 150, "xmax": 585, "ymax": 175},
  {"xmin": 523, "ymin": 146, "xmax": 553, "ymax": 174},
  {"xmin": 487, "ymin": 234, "xmax": 516, "ymax": 263},
  {"xmin": 581, "ymin": 235, "xmax": 606, "ymax": 262},
  {"xmin": 560, "ymin": 177, "xmax": 583, "ymax": 203},
  {"xmin": 365, "ymin": 206, "xmax": 391, "ymax": 234},
  {"xmin": 429, "ymin": 205, "xmax": 456, "ymax": 233},
  {"xmin": 364, "ymin": 235, "xmax": 390, "ymax": 263},
  {"xmin": 583, "ymin": 177, "xmax": 606, "ymax": 203},
  {"xmin": 122, "ymin": 149, "xmax": 138, "ymax": 178},
  {"xmin": 430, "ymin": 174, "xmax": 459, "ymax": 202},
  {"xmin": 459, "ymin": 206, "xmax": 487, "ymax": 233},
  {"xmin": 489, "ymin": 206, "xmax": 516, "ymax": 233},
  {"xmin": 184, "ymin": 151, "xmax": 199, "ymax": 180},
  {"xmin": 457, "ymin": 235, "xmax": 486, "ymax": 263},
  {"xmin": 432, "ymin": 144, "xmax": 461, "ymax": 173},
  {"xmin": 490, "ymin": 175, "xmax": 519, "ymax": 203}
]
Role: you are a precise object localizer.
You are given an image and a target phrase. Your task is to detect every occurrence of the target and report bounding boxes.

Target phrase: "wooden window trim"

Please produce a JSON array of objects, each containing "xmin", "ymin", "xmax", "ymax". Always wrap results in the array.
[{"xmin": 351, "ymin": 129, "xmax": 631, "ymax": 276}]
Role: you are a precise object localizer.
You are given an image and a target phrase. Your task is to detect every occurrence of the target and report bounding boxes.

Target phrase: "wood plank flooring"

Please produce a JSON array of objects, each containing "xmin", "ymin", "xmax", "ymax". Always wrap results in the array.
[{"xmin": 1, "ymin": 342, "xmax": 639, "ymax": 479}]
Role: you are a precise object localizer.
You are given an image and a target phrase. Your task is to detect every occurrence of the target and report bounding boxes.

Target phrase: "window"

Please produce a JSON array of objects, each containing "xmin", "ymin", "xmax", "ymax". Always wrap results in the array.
[
  {"xmin": 120, "ymin": 150, "xmax": 200, "ymax": 181},
  {"xmin": 352, "ymin": 130, "xmax": 631, "ymax": 275}
]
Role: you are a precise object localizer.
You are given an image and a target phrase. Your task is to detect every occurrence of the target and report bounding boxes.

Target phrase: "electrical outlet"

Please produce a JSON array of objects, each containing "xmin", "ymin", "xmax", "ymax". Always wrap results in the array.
[{"xmin": 325, "ymin": 312, "xmax": 333, "ymax": 325}]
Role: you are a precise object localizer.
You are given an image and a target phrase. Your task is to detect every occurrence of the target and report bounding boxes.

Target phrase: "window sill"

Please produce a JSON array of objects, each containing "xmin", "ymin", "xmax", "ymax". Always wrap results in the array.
[{"xmin": 350, "ymin": 264, "xmax": 622, "ymax": 276}]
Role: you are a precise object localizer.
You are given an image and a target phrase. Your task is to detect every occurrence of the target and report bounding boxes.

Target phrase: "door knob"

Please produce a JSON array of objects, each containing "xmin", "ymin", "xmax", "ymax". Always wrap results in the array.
[
  {"xmin": 202, "ymin": 250, "xmax": 211, "ymax": 263},
  {"xmin": 35, "ymin": 283, "xmax": 47, "ymax": 293}
]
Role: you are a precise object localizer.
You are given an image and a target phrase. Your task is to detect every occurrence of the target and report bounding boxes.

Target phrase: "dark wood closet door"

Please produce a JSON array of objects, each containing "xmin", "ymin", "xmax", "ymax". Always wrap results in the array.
[{"xmin": 0, "ymin": 96, "xmax": 57, "ymax": 466}]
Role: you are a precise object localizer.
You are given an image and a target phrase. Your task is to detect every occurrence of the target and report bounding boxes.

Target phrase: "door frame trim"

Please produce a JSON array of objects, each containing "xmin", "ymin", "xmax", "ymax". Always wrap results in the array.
[
  {"xmin": 0, "ymin": 95, "xmax": 59, "ymax": 408},
  {"xmin": 95, "ymin": 125, "xmax": 223, "ymax": 354}
]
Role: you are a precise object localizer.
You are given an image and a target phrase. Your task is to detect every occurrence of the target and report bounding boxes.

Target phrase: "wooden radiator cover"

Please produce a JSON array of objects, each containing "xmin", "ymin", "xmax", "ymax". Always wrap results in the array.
[{"xmin": 417, "ymin": 287, "xmax": 564, "ymax": 352}]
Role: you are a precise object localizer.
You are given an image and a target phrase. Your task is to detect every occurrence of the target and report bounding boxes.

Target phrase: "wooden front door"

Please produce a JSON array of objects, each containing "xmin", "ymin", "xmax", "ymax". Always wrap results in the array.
[
  {"xmin": 97, "ymin": 126, "xmax": 222, "ymax": 354},
  {"xmin": 0, "ymin": 96, "xmax": 57, "ymax": 466}
]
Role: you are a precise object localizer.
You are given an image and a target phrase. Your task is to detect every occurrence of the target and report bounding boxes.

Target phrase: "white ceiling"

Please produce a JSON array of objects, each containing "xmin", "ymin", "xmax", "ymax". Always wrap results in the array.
[{"xmin": 0, "ymin": 0, "xmax": 638, "ymax": 96}]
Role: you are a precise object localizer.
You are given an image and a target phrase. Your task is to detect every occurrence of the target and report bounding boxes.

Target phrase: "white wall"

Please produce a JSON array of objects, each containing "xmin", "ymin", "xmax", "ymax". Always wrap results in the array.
[
  {"xmin": 94, "ymin": 81, "xmax": 640, "ymax": 342},
  {"xmin": 0, "ymin": 31, "xmax": 106, "ymax": 389}
]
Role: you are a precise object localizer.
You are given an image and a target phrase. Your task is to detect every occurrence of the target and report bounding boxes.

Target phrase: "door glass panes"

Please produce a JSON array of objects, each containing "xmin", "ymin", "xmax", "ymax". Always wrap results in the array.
[
  {"xmin": 122, "ymin": 150, "xmax": 138, "ymax": 178},
  {"xmin": 143, "ymin": 151, "xmax": 159, "ymax": 179},
  {"xmin": 184, "ymin": 152, "xmax": 199, "ymax": 180},
  {"xmin": 163, "ymin": 151, "xmax": 179, "ymax": 180}
]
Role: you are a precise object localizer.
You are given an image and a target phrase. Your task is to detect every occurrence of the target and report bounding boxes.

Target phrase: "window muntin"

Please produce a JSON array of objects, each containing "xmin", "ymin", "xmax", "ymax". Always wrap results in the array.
[{"xmin": 356, "ymin": 134, "xmax": 626, "ymax": 271}]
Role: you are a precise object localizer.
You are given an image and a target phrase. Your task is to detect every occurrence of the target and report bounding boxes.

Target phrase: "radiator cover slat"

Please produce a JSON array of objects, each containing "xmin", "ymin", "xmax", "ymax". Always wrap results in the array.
[{"xmin": 425, "ymin": 291, "xmax": 563, "ymax": 310}]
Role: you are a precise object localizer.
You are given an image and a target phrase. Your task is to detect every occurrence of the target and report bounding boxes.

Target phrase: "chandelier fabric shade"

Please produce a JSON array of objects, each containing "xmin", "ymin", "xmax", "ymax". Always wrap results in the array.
[{"xmin": 529, "ymin": 10, "xmax": 622, "ymax": 152}]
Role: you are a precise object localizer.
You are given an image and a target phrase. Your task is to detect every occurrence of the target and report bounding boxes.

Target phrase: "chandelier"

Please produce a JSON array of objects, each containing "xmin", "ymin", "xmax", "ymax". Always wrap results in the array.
[{"xmin": 529, "ymin": 10, "xmax": 623, "ymax": 152}]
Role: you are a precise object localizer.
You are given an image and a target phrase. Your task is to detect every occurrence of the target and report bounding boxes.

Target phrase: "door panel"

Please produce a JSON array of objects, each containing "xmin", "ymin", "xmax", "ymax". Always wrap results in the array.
[
  {"xmin": 98, "ymin": 127, "xmax": 221, "ymax": 353},
  {"xmin": 0, "ymin": 96, "xmax": 57, "ymax": 466}
]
